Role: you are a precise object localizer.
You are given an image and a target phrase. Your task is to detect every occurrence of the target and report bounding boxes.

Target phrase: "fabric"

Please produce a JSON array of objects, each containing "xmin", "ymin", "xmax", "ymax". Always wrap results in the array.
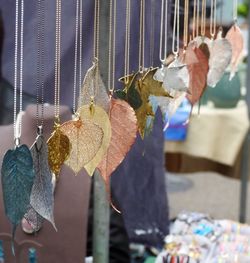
[
  {"xmin": 164, "ymin": 99, "xmax": 191, "ymax": 141},
  {"xmin": 112, "ymin": 109, "xmax": 169, "ymax": 246},
  {"xmin": 0, "ymin": 0, "xmax": 170, "ymax": 247},
  {"xmin": 165, "ymin": 102, "xmax": 250, "ymax": 166}
]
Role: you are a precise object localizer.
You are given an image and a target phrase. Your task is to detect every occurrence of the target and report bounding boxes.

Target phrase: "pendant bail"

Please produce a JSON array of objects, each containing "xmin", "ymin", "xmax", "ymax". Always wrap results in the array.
[
  {"xmin": 37, "ymin": 125, "xmax": 43, "ymax": 136},
  {"xmin": 14, "ymin": 137, "xmax": 21, "ymax": 148}
]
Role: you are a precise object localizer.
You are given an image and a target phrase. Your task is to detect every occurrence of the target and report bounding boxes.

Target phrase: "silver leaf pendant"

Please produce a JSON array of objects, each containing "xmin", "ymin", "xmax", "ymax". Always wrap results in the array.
[
  {"xmin": 162, "ymin": 58, "xmax": 190, "ymax": 93},
  {"xmin": 28, "ymin": 134, "xmax": 57, "ymax": 231},
  {"xmin": 207, "ymin": 31, "xmax": 232, "ymax": 87}
]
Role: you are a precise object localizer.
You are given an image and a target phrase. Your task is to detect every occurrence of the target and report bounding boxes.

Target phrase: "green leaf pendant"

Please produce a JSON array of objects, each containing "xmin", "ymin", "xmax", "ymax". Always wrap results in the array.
[{"xmin": 1, "ymin": 144, "xmax": 35, "ymax": 237}]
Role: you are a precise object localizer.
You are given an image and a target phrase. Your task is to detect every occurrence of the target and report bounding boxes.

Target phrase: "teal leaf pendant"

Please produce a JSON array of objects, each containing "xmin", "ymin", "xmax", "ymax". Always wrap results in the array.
[
  {"xmin": 29, "ymin": 135, "xmax": 57, "ymax": 231},
  {"xmin": 1, "ymin": 144, "xmax": 35, "ymax": 236}
]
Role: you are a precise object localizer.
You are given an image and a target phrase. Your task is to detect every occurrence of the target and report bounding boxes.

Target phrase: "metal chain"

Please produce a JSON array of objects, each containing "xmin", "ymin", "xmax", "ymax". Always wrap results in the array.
[
  {"xmin": 108, "ymin": 0, "xmax": 117, "ymax": 93},
  {"xmin": 13, "ymin": 0, "xmax": 24, "ymax": 144},
  {"xmin": 201, "ymin": 0, "xmax": 206, "ymax": 37},
  {"xmin": 14, "ymin": 0, "xmax": 19, "ymax": 142},
  {"xmin": 233, "ymin": 0, "xmax": 238, "ymax": 23},
  {"xmin": 183, "ymin": 0, "xmax": 189, "ymax": 48},
  {"xmin": 159, "ymin": 0, "xmax": 164, "ymax": 61},
  {"xmin": 79, "ymin": 0, "xmax": 83, "ymax": 94},
  {"xmin": 124, "ymin": 0, "xmax": 131, "ymax": 82},
  {"xmin": 19, "ymin": 0, "xmax": 24, "ymax": 137},
  {"xmin": 149, "ymin": 0, "xmax": 155, "ymax": 66},
  {"xmin": 73, "ymin": 0, "xmax": 79, "ymax": 114},
  {"xmin": 210, "ymin": 0, "xmax": 217, "ymax": 38},
  {"xmin": 112, "ymin": 0, "xmax": 116, "ymax": 91},
  {"xmin": 54, "ymin": 0, "xmax": 61, "ymax": 121},
  {"xmin": 139, "ymin": 0, "xmax": 145, "ymax": 70},
  {"xmin": 36, "ymin": 0, "xmax": 45, "ymax": 128},
  {"xmin": 172, "ymin": 0, "xmax": 180, "ymax": 56},
  {"xmin": 192, "ymin": 0, "xmax": 197, "ymax": 39},
  {"xmin": 196, "ymin": 0, "xmax": 200, "ymax": 37},
  {"xmin": 93, "ymin": 0, "xmax": 100, "ymax": 60},
  {"xmin": 220, "ymin": 0, "xmax": 223, "ymax": 28},
  {"xmin": 108, "ymin": 0, "xmax": 113, "ymax": 91}
]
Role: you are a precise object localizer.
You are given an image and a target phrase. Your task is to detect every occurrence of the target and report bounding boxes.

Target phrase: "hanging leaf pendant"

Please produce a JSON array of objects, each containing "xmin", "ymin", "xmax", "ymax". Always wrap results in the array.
[
  {"xmin": 135, "ymin": 68, "xmax": 172, "ymax": 138},
  {"xmin": 78, "ymin": 105, "xmax": 112, "ymax": 176},
  {"xmin": 97, "ymin": 99, "xmax": 137, "ymax": 181},
  {"xmin": 29, "ymin": 135, "xmax": 56, "ymax": 230},
  {"xmin": 186, "ymin": 44, "xmax": 209, "ymax": 105},
  {"xmin": 60, "ymin": 118, "xmax": 104, "ymax": 174},
  {"xmin": 78, "ymin": 59, "xmax": 110, "ymax": 112},
  {"xmin": 207, "ymin": 31, "xmax": 232, "ymax": 87},
  {"xmin": 1, "ymin": 145, "xmax": 35, "ymax": 236},
  {"xmin": 117, "ymin": 72, "xmax": 143, "ymax": 110},
  {"xmin": 226, "ymin": 24, "xmax": 244, "ymax": 80},
  {"xmin": 47, "ymin": 125, "xmax": 71, "ymax": 178}
]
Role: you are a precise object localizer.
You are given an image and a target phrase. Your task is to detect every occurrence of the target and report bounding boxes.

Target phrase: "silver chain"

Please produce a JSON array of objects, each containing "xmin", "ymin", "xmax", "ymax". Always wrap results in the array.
[
  {"xmin": 233, "ymin": 0, "xmax": 238, "ymax": 23},
  {"xmin": 108, "ymin": 0, "xmax": 117, "ymax": 93},
  {"xmin": 73, "ymin": 0, "xmax": 79, "ymax": 114},
  {"xmin": 210, "ymin": 0, "xmax": 217, "ymax": 38},
  {"xmin": 172, "ymin": 0, "xmax": 180, "ymax": 56},
  {"xmin": 124, "ymin": 0, "xmax": 131, "ymax": 78},
  {"xmin": 54, "ymin": 0, "xmax": 61, "ymax": 121},
  {"xmin": 139, "ymin": 0, "xmax": 145, "ymax": 70},
  {"xmin": 14, "ymin": 0, "xmax": 24, "ymax": 144},
  {"xmin": 159, "ymin": 0, "xmax": 168, "ymax": 62},
  {"xmin": 149, "ymin": 0, "xmax": 155, "ymax": 66},
  {"xmin": 36, "ymin": 0, "xmax": 45, "ymax": 128}
]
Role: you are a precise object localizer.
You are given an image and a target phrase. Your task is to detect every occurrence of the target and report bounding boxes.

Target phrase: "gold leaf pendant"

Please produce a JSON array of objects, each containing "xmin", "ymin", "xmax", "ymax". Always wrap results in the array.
[
  {"xmin": 135, "ymin": 68, "xmax": 172, "ymax": 138},
  {"xmin": 78, "ymin": 105, "xmax": 112, "ymax": 176},
  {"xmin": 60, "ymin": 116, "xmax": 104, "ymax": 174},
  {"xmin": 47, "ymin": 123, "xmax": 71, "ymax": 178}
]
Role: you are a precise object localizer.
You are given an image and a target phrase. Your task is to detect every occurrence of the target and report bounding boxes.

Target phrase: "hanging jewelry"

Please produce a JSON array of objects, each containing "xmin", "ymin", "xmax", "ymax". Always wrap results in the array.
[
  {"xmin": 60, "ymin": 0, "xmax": 104, "ymax": 175},
  {"xmin": 78, "ymin": 0, "xmax": 110, "ymax": 112},
  {"xmin": 206, "ymin": 0, "xmax": 232, "ymax": 87},
  {"xmin": 226, "ymin": 0, "xmax": 244, "ymax": 80},
  {"xmin": 23, "ymin": 0, "xmax": 56, "ymax": 233},
  {"xmin": 164, "ymin": 0, "xmax": 190, "ymax": 93},
  {"xmin": 1, "ymin": 0, "xmax": 35, "ymax": 243},
  {"xmin": 97, "ymin": 0, "xmax": 137, "ymax": 212},
  {"xmin": 77, "ymin": 0, "xmax": 112, "ymax": 177},
  {"xmin": 116, "ymin": 0, "xmax": 142, "ymax": 111},
  {"xmin": 186, "ymin": 0, "xmax": 209, "ymax": 107},
  {"xmin": 151, "ymin": 1, "xmax": 186, "ymax": 130},
  {"xmin": 47, "ymin": 0, "xmax": 71, "ymax": 178},
  {"xmin": 117, "ymin": 0, "xmax": 171, "ymax": 138}
]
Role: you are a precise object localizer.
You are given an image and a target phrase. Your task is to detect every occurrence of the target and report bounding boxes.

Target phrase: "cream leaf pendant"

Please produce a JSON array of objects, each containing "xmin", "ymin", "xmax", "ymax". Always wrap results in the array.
[
  {"xmin": 60, "ymin": 116, "xmax": 104, "ymax": 174},
  {"xmin": 78, "ymin": 104, "xmax": 111, "ymax": 176}
]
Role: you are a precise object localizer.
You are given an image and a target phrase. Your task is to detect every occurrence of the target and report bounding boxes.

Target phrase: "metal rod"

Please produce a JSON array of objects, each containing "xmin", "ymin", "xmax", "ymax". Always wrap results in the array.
[
  {"xmin": 239, "ymin": 11, "xmax": 250, "ymax": 223},
  {"xmin": 93, "ymin": 1, "xmax": 110, "ymax": 262}
]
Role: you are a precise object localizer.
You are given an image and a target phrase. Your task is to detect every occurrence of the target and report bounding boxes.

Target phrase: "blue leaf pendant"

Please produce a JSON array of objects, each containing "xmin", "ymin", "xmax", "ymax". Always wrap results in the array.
[{"xmin": 1, "ymin": 144, "xmax": 35, "ymax": 236}]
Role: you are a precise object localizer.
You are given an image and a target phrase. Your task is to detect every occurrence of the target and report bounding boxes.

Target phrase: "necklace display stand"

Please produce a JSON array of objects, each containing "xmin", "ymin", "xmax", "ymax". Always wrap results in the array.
[{"xmin": 0, "ymin": 104, "xmax": 91, "ymax": 263}]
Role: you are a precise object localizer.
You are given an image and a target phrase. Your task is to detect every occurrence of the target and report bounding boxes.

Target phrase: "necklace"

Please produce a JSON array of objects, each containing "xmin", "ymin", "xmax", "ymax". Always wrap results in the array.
[
  {"xmin": 77, "ymin": 0, "xmax": 112, "ymax": 176},
  {"xmin": 25, "ymin": 0, "xmax": 56, "ymax": 232},
  {"xmin": 1, "ymin": 0, "xmax": 35, "ymax": 244},
  {"xmin": 60, "ymin": 0, "xmax": 105, "ymax": 175},
  {"xmin": 225, "ymin": 0, "xmax": 244, "ymax": 79},
  {"xmin": 47, "ymin": 0, "xmax": 70, "ymax": 178},
  {"xmin": 97, "ymin": 0, "xmax": 137, "ymax": 213}
]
